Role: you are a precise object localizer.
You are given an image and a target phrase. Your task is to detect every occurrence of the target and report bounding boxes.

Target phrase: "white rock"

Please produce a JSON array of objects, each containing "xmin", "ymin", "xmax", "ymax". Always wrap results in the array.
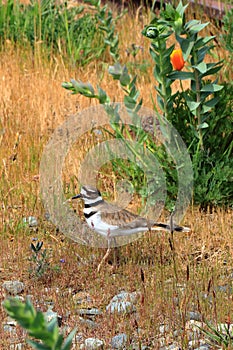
[{"xmin": 84, "ymin": 338, "xmax": 104, "ymax": 349}]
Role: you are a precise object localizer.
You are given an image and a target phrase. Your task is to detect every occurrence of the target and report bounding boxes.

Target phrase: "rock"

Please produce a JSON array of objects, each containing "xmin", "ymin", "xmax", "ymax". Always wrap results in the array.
[
  {"xmin": 106, "ymin": 300, "xmax": 136, "ymax": 314},
  {"xmin": 159, "ymin": 344, "xmax": 180, "ymax": 350},
  {"xmin": 188, "ymin": 339, "xmax": 208, "ymax": 349},
  {"xmin": 3, "ymin": 323, "xmax": 17, "ymax": 335},
  {"xmin": 9, "ymin": 344, "xmax": 25, "ymax": 350},
  {"xmin": 2, "ymin": 281, "xmax": 24, "ymax": 295},
  {"xmin": 217, "ymin": 323, "xmax": 233, "ymax": 334},
  {"xmin": 79, "ymin": 317, "xmax": 97, "ymax": 329},
  {"xmin": 106, "ymin": 291, "xmax": 138, "ymax": 314},
  {"xmin": 215, "ymin": 285, "xmax": 232, "ymax": 293},
  {"xmin": 185, "ymin": 320, "xmax": 202, "ymax": 341},
  {"xmin": 44, "ymin": 307, "xmax": 62, "ymax": 326},
  {"xmin": 73, "ymin": 291, "xmax": 93, "ymax": 307},
  {"xmin": 194, "ymin": 345, "xmax": 211, "ymax": 350},
  {"xmin": 23, "ymin": 216, "xmax": 38, "ymax": 227},
  {"xmin": 111, "ymin": 333, "xmax": 127, "ymax": 349},
  {"xmin": 84, "ymin": 337, "xmax": 104, "ymax": 349},
  {"xmin": 159, "ymin": 324, "xmax": 170, "ymax": 335},
  {"xmin": 110, "ymin": 291, "xmax": 139, "ymax": 304},
  {"xmin": 77, "ymin": 308, "xmax": 101, "ymax": 316},
  {"xmin": 187, "ymin": 311, "xmax": 202, "ymax": 322}
]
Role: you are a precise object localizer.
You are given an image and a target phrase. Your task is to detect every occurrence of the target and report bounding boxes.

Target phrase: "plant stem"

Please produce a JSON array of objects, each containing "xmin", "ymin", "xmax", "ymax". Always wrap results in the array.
[{"xmin": 193, "ymin": 54, "xmax": 203, "ymax": 149}]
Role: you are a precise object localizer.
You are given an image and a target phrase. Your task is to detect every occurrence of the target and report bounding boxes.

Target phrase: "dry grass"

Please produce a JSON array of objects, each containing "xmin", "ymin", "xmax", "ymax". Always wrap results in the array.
[{"xmin": 0, "ymin": 4, "xmax": 232, "ymax": 349}]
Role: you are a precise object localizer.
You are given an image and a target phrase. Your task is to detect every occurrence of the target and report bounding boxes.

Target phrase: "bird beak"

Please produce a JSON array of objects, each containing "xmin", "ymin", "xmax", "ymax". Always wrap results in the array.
[{"xmin": 72, "ymin": 194, "xmax": 81, "ymax": 200}]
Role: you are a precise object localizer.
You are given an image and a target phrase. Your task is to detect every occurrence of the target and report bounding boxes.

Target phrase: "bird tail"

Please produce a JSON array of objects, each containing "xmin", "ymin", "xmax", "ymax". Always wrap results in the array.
[{"xmin": 152, "ymin": 222, "xmax": 190, "ymax": 232}]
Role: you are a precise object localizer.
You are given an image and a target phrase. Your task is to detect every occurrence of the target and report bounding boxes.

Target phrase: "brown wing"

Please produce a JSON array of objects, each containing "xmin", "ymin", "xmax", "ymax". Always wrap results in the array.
[{"xmin": 99, "ymin": 201, "xmax": 155, "ymax": 229}]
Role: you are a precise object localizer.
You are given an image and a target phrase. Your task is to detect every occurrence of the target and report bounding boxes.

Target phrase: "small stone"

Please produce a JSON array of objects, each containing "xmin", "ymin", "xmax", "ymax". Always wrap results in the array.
[
  {"xmin": 84, "ymin": 337, "xmax": 104, "ymax": 349},
  {"xmin": 110, "ymin": 291, "xmax": 139, "ymax": 304},
  {"xmin": 44, "ymin": 307, "xmax": 62, "ymax": 326},
  {"xmin": 194, "ymin": 345, "xmax": 211, "ymax": 350},
  {"xmin": 111, "ymin": 333, "xmax": 127, "ymax": 349},
  {"xmin": 3, "ymin": 323, "xmax": 17, "ymax": 334},
  {"xmin": 217, "ymin": 323, "xmax": 233, "ymax": 334},
  {"xmin": 215, "ymin": 285, "xmax": 232, "ymax": 293},
  {"xmin": 79, "ymin": 317, "xmax": 97, "ymax": 329},
  {"xmin": 159, "ymin": 324, "xmax": 170, "ymax": 335},
  {"xmin": 2, "ymin": 281, "xmax": 24, "ymax": 295},
  {"xmin": 23, "ymin": 216, "xmax": 38, "ymax": 227},
  {"xmin": 106, "ymin": 291, "xmax": 138, "ymax": 314},
  {"xmin": 77, "ymin": 308, "xmax": 101, "ymax": 316},
  {"xmin": 9, "ymin": 344, "xmax": 25, "ymax": 350},
  {"xmin": 159, "ymin": 344, "xmax": 180, "ymax": 350},
  {"xmin": 187, "ymin": 311, "xmax": 202, "ymax": 322},
  {"xmin": 106, "ymin": 300, "xmax": 136, "ymax": 314},
  {"xmin": 73, "ymin": 291, "xmax": 93, "ymax": 307}
]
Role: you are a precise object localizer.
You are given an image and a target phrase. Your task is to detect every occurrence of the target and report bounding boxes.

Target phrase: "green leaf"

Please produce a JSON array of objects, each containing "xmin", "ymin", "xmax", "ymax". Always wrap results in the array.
[
  {"xmin": 204, "ymin": 96, "xmax": 219, "ymax": 108},
  {"xmin": 176, "ymin": 36, "xmax": 194, "ymax": 60},
  {"xmin": 201, "ymin": 84, "xmax": 223, "ymax": 92},
  {"xmin": 168, "ymin": 71, "xmax": 194, "ymax": 80},
  {"xmin": 97, "ymin": 86, "xmax": 109, "ymax": 104},
  {"xmin": 195, "ymin": 35, "xmax": 215, "ymax": 48},
  {"xmin": 194, "ymin": 62, "xmax": 207, "ymax": 73},
  {"xmin": 124, "ymin": 95, "xmax": 136, "ymax": 109},
  {"xmin": 176, "ymin": 1, "xmax": 189, "ymax": 17},
  {"xmin": 197, "ymin": 122, "xmax": 209, "ymax": 129},
  {"xmin": 201, "ymin": 104, "xmax": 212, "ymax": 114},
  {"xmin": 185, "ymin": 20, "xmax": 209, "ymax": 34},
  {"xmin": 27, "ymin": 339, "xmax": 51, "ymax": 350},
  {"xmin": 120, "ymin": 66, "xmax": 131, "ymax": 86},
  {"xmin": 202, "ymin": 64, "xmax": 223, "ymax": 77},
  {"xmin": 149, "ymin": 47, "xmax": 160, "ymax": 64},
  {"xmin": 187, "ymin": 101, "xmax": 201, "ymax": 111},
  {"xmin": 108, "ymin": 63, "xmax": 122, "ymax": 80},
  {"xmin": 61, "ymin": 328, "xmax": 77, "ymax": 350}
]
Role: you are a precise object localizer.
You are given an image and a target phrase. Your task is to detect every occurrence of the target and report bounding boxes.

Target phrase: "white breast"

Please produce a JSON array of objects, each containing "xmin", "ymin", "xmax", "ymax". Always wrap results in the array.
[{"xmin": 85, "ymin": 212, "xmax": 119, "ymax": 237}]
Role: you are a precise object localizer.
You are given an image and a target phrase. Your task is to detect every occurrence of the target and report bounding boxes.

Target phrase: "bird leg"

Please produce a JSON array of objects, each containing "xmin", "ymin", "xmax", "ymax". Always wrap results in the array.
[{"xmin": 97, "ymin": 229, "xmax": 111, "ymax": 272}]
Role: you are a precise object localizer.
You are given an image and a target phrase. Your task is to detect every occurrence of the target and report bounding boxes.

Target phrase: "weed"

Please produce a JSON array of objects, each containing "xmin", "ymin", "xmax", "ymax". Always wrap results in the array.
[
  {"xmin": 29, "ymin": 241, "xmax": 60, "ymax": 278},
  {"xmin": 3, "ymin": 297, "xmax": 76, "ymax": 350}
]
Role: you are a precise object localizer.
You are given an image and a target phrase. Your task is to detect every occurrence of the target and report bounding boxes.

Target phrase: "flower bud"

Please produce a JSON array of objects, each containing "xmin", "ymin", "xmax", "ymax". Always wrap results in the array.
[{"xmin": 170, "ymin": 49, "xmax": 185, "ymax": 71}]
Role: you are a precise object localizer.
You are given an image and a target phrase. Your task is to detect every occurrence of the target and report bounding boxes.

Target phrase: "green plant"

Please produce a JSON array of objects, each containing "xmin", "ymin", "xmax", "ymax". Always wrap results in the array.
[
  {"xmin": 0, "ymin": 0, "xmax": 123, "ymax": 66},
  {"xmin": 63, "ymin": 1, "xmax": 232, "ymax": 208},
  {"xmin": 142, "ymin": 1, "xmax": 232, "ymax": 208},
  {"xmin": 221, "ymin": 8, "xmax": 233, "ymax": 53},
  {"xmin": 3, "ymin": 297, "xmax": 76, "ymax": 350},
  {"xmin": 171, "ymin": 83, "xmax": 233, "ymax": 207},
  {"xmin": 62, "ymin": 65, "xmax": 179, "ymax": 209},
  {"xmin": 29, "ymin": 241, "xmax": 52, "ymax": 278},
  {"xmin": 198, "ymin": 321, "xmax": 233, "ymax": 348}
]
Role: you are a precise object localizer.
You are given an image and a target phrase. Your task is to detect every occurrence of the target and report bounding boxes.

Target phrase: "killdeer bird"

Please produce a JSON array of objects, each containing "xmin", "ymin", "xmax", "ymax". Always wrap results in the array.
[{"xmin": 72, "ymin": 185, "xmax": 190, "ymax": 271}]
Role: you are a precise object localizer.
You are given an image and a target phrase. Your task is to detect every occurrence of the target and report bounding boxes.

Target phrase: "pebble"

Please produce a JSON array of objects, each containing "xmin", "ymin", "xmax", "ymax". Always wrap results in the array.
[
  {"xmin": 194, "ymin": 345, "xmax": 211, "ymax": 350},
  {"xmin": 83, "ymin": 337, "xmax": 104, "ymax": 349},
  {"xmin": 106, "ymin": 300, "xmax": 136, "ymax": 314},
  {"xmin": 106, "ymin": 291, "xmax": 138, "ymax": 314},
  {"xmin": 77, "ymin": 308, "xmax": 101, "ymax": 316},
  {"xmin": 217, "ymin": 323, "xmax": 233, "ymax": 333},
  {"xmin": 9, "ymin": 344, "xmax": 25, "ymax": 350},
  {"xmin": 2, "ymin": 281, "xmax": 24, "ymax": 295},
  {"xmin": 23, "ymin": 216, "xmax": 38, "ymax": 227},
  {"xmin": 3, "ymin": 323, "xmax": 17, "ymax": 335},
  {"xmin": 110, "ymin": 291, "xmax": 139, "ymax": 304},
  {"xmin": 187, "ymin": 311, "xmax": 202, "ymax": 322},
  {"xmin": 159, "ymin": 344, "xmax": 180, "ymax": 350},
  {"xmin": 79, "ymin": 316, "xmax": 97, "ymax": 329},
  {"xmin": 44, "ymin": 307, "xmax": 62, "ymax": 326},
  {"xmin": 111, "ymin": 333, "xmax": 127, "ymax": 349}
]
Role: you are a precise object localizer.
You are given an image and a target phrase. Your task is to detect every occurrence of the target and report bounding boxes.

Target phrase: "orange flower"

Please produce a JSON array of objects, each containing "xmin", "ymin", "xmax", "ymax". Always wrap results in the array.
[{"xmin": 170, "ymin": 49, "xmax": 185, "ymax": 71}]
